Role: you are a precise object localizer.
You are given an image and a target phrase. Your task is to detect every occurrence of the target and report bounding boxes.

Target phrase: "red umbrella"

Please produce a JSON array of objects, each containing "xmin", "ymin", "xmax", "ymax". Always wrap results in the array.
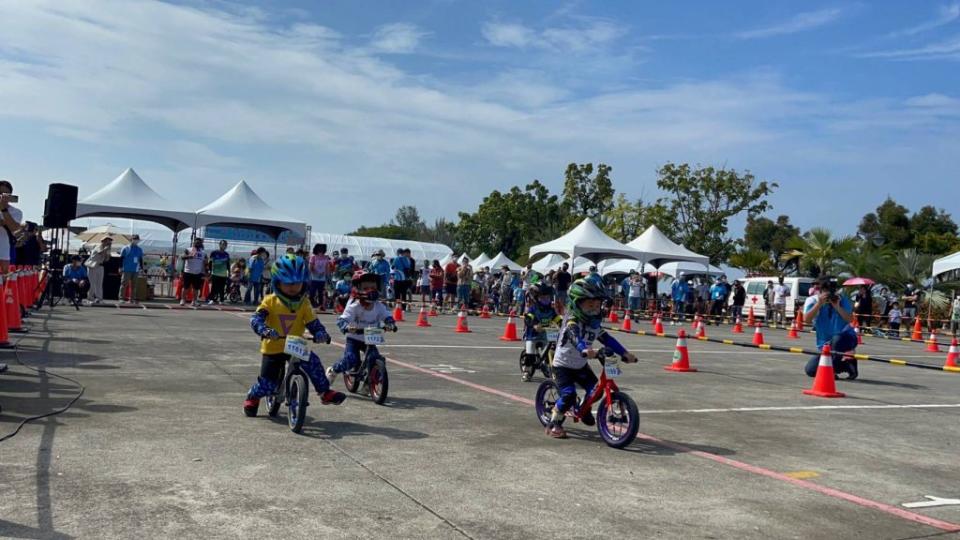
[{"xmin": 843, "ymin": 277, "xmax": 875, "ymax": 286}]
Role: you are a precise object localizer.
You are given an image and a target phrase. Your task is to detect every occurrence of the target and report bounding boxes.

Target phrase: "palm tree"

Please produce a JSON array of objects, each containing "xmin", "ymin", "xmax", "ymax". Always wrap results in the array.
[
  {"xmin": 837, "ymin": 244, "xmax": 894, "ymax": 282},
  {"xmin": 729, "ymin": 249, "xmax": 774, "ymax": 275},
  {"xmin": 781, "ymin": 228, "xmax": 856, "ymax": 277}
]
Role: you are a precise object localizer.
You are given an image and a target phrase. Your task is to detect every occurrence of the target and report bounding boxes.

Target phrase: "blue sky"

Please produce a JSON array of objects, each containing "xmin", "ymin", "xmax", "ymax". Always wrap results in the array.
[{"xmin": 1, "ymin": 1, "xmax": 958, "ymax": 239}]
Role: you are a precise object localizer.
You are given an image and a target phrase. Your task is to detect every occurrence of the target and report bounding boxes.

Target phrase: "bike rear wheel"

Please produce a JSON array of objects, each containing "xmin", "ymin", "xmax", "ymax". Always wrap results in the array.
[
  {"xmin": 534, "ymin": 380, "xmax": 560, "ymax": 427},
  {"xmin": 287, "ymin": 373, "xmax": 309, "ymax": 433},
  {"xmin": 596, "ymin": 391, "xmax": 640, "ymax": 449},
  {"xmin": 370, "ymin": 358, "xmax": 389, "ymax": 405},
  {"xmin": 343, "ymin": 367, "xmax": 361, "ymax": 393},
  {"xmin": 518, "ymin": 351, "xmax": 534, "ymax": 380}
]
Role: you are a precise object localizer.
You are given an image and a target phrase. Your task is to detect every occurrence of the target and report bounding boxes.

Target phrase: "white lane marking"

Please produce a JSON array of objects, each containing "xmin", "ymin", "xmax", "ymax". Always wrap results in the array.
[
  {"xmin": 378, "ymin": 344, "xmax": 794, "ymax": 355},
  {"xmin": 638, "ymin": 404, "xmax": 960, "ymax": 414},
  {"xmin": 382, "ymin": 345, "xmax": 517, "ymax": 349},
  {"xmin": 903, "ymin": 496, "xmax": 960, "ymax": 509},
  {"xmin": 418, "ymin": 364, "xmax": 477, "ymax": 374}
]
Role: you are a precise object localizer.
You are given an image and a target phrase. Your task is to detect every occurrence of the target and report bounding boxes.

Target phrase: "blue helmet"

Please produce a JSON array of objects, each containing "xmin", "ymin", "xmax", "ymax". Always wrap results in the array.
[{"xmin": 271, "ymin": 255, "xmax": 309, "ymax": 307}]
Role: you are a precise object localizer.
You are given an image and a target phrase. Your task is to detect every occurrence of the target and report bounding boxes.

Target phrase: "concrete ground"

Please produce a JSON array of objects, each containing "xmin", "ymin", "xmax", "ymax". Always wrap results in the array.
[{"xmin": 1, "ymin": 304, "xmax": 959, "ymax": 539}]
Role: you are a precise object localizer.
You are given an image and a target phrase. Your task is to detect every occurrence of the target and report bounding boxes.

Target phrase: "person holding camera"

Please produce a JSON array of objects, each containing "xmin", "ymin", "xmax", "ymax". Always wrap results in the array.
[
  {"xmin": 803, "ymin": 275, "xmax": 859, "ymax": 380},
  {"xmin": 63, "ymin": 255, "xmax": 90, "ymax": 308},
  {"xmin": 0, "ymin": 180, "xmax": 23, "ymax": 274}
]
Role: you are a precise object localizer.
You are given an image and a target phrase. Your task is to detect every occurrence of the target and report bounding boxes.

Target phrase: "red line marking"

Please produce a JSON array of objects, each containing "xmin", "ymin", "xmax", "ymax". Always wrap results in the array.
[{"xmin": 218, "ymin": 311, "xmax": 960, "ymax": 533}]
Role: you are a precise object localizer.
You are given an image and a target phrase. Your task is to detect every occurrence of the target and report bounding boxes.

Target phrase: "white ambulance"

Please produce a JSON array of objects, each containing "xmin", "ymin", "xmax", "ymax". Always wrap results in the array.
[{"xmin": 729, "ymin": 276, "xmax": 816, "ymax": 321}]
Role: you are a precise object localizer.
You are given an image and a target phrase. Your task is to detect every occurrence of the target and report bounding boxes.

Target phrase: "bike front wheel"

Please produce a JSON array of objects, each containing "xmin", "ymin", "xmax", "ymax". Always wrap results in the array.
[
  {"xmin": 370, "ymin": 358, "xmax": 389, "ymax": 405},
  {"xmin": 534, "ymin": 380, "xmax": 560, "ymax": 427},
  {"xmin": 596, "ymin": 391, "xmax": 640, "ymax": 449},
  {"xmin": 287, "ymin": 373, "xmax": 309, "ymax": 433}
]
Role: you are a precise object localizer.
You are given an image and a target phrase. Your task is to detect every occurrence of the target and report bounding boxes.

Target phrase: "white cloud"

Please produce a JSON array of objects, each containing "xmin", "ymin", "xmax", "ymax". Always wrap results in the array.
[
  {"xmin": 888, "ymin": 2, "xmax": 960, "ymax": 37},
  {"xmin": 858, "ymin": 35, "xmax": 960, "ymax": 60},
  {"xmin": 481, "ymin": 19, "xmax": 626, "ymax": 53},
  {"xmin": 736, "ymin": 8, "xmax": 844, "ymax": 39},
  {"xmin": 370, "ymin": 22, "xmax": 427, "ymax": 54}
]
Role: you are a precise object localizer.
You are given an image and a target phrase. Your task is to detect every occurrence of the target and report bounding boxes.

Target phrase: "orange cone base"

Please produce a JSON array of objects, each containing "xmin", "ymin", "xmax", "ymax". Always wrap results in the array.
[
  {"xmin": 456, "ymin": 327, "xmax": 471, "ymax": 333},
  {"xmin": 664, "ymin": 365, "xmax": 697, "ymax": 373},
  {"xmin": 802, "ymin": 388, "xmax": 845, "ymax": 398}
]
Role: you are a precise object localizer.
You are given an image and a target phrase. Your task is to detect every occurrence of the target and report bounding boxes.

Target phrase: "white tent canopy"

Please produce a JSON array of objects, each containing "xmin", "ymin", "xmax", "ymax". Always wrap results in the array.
[
  {"xmin": 75, "ymin": 168, "xmax": 196, "ymax": 233},
  {"xmin": 933, "ymin": 251, "xmax": 960, "ymax": 278},
  {"xmin": 528, "ymin": 218, "xmax": 645, "ymax": 263},
  {"xmin": 626, "ymin": 225, "xmax": 709, "ymax": 267},
  {"xmin": 195, "ymin": 180, "xmax": 307, "ymax": 240},
  {"xmin": 600, "ymin": 260, "xmax": 723, "ymax": 278},
  {"xmin": 456, "ymin": 253, "xmax": 471, "ymax": 265},
  {"xmin": 487, "ymin": 252, "xmax": 523, "ymax": 272},
  {"xmin": 472, "ymin": 252, "xmax": 491, "ymax": 268},
  {"xmin": 309, "ymin": 233, "xmax": 452, "ymax": 264},
  {"xmin": 530, "ymin": 253, "xmax": 565, "ymax": 273}
]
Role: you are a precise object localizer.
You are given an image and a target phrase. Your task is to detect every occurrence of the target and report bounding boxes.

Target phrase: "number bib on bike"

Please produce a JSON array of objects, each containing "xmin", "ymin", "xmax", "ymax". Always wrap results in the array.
[
  {"xmin": 604, "ymin": 357, "xmax": 622, "ymax": 378},
  {"xmin": 284, "ymin": 336, "xmax": 310, "ymax": 360},
  {"xmin": 544, "ymin": 327, "xmax": 560, "ymax": 342},
  {"xmin": 364, "ymin": 328, "xmax": 385, "ymax": 345}
]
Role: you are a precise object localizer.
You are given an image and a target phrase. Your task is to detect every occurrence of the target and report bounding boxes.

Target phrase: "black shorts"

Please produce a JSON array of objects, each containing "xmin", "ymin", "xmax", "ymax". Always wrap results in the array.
[
  {"xmin": 444, "ymin": 283, "xmax": 457, "ymax": 296},
  {"xmin": 182, "ymin": 272, "xmax": 204, "ymax": 289}
]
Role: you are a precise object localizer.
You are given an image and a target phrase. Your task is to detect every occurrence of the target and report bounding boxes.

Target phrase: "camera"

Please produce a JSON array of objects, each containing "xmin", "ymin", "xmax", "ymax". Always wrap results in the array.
[{"xmin": 824, "ymin": 278, "xmax": 839, "ymax": 302}]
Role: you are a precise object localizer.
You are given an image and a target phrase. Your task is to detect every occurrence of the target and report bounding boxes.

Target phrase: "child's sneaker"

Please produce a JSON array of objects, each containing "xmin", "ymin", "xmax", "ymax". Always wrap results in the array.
[
  {"xmin": 580, "ymin": 407, "xmax": 596, "ymax": 426},
  {"xmin": 545, "ymin": 424, "xmax": 567, "ymax": 439},
  {"xmin": 179, "ymin": 299, "xmax": 186, "ymax": 306},
  {"xmin": 243, "ymin": 397, "xmax": 260, "ymax": 417},
  {"xmin": 320, "ymin": 390, "xmax": 346, "ymax": 405}
]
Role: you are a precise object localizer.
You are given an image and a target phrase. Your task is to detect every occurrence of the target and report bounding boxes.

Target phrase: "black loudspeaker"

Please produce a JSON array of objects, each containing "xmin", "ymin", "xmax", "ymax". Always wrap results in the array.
[{"xmin": 42, "ymin": 183, "xmax": 79, "ymax": 228}]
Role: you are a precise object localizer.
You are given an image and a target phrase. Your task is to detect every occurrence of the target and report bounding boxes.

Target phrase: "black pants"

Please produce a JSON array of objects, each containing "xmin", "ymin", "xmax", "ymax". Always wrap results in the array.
[
  {"xmin": 395, "ymin": 280, "xmax": 410, "ymax": 306},
  {"xmin": 553, "ymin": 365, "xmax": 598, "ymax": 414},
  {"xmin": 211, "ymin": 275, "xmax": 228, "ymax": 302}
]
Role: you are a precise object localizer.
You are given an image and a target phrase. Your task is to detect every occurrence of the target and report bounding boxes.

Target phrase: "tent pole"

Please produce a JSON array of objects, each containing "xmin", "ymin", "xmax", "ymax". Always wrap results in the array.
[{"xmin": 171, "ymin": 232, "xmax": 179, "ymax": 298}]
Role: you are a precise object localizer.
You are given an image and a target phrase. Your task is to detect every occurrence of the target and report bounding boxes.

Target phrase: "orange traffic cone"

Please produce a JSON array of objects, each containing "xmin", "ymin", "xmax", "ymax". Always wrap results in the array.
[
  {"xmin": 608, "ymin": 309, "xmax": 619, "ymax": 323},
  {"xmin": 796, "ymin": 312, "xmax": 804, "ymax": 332},
  {"xmin": 787, "ymin": 317, "xmax": 799, "ymax": 340},
  {"xmin": 752, "ymin": 323, "xmax": 765, "ymax": 346},
  {"xmin": 926, "ymin": 329, "xmax": 940, "ymax": 353},
  {"xmin": 654, "ymin": 316, "xmax": 664, "ymax": 335},
  {"xmin": 455, "ymin": 306, "xmax": 471, "ymax": 333},
  {"xmin": 480, "ymin": 304, "xmax": 491, "ymax": 319},
  {"xmin": 0, "ymin": 278, "xmax": 12, "ymax": 348},
  {"xmin": 499, "ymin": 310, "xmax": 519, "ymax": 341},
  {"xmin": 621, "ymin": 311, "xmax": 633, "ymax": 332},
  {"xmin": 855, "ymin": 324, "xmax": 863, "ymax": 345},
  {"xmin": 5, "ymin": 276, "xmax": 25, "ymax": 333},
  {"xmin": 803, "ymin": 344, "xmax": 845, "ymax": 398},
  {"xmin": 664, "ymin": 329, "xmax": 697, "ymax": 372},
  {"xmin": 732, "ymin": 316, "xmax": 744, "ymax": 334},
  {"xmin": 696, "ymin": 320, "xmax": 707, "ymax": 339},
  {"xmin": 393, "ymin": 303, "xmax": 405, "ymax": 322},
  {"xmin": 747, "ymin": 306, "xmax": 756, "ymax": 327},
  {"xmin": 651, "ymin": 314, "xmax": 659, "ymax": 331},
  {"xmin": 415, "ymin": 307, "xmax": 431, "ymax": 327},
  {"xmin": 911, "ymin": 318, "xmax": 923, "ymax": 341},
  {"xmin": 944, "ymin": 337, "xmax": 959, "ymax": 368},
  {"xmin": 200, "ymin": 276, "xmax": 211, "ymax": 301}
]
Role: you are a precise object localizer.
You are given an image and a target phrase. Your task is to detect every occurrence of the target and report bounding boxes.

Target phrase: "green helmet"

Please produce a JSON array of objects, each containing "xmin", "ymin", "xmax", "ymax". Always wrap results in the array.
[{"xmin": 566, "ymin": 277, "xmax": 609, "ymax": 322}]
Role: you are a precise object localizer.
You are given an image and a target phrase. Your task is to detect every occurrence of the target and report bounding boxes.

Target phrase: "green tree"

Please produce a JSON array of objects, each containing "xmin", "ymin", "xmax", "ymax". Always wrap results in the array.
[
  {"xmin": 561, "ymin": 163, "xmax": 614, "ymax": 226},
  {"xmin": 858, "ymin": 197, "xmax": 912, "ymax": 250},
  {"xmin": 728, "ymin": 248, "xmax": 775, "ymax": 274},
  {"xmin": 394, "ymin": 205, "xmax": 427, "ymax": 239},
  {"xmin": 909, "ymin": 206, "xmax": 959, "ymax": 255},
  {"xmin": 456, "ymin": 180, "xmax": 563, "ymax": 260},
  {"xmin": 602, "ymin": 194, "xmax": 676, "ymax": 243},
  {"xmin": 743, "ymin": 215, "xmax": 801, "ymax": 273},
  {"xmin": 781, "ymin": 228, "xmax": 856, "ymax": 277},
  {"xmin": 656, "ymin": 163, "xmax": 777, "ymax": 264}
]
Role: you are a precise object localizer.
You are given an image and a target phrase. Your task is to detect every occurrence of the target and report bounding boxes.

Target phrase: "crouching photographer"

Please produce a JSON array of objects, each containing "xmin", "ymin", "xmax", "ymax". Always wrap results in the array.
[
  {"xmin": 803, "ymin": 276, "xmax": 859, "ymax": 380},
  {"xmin": 62, "ymin": 255, "xmax": 90, "ymax": 309}
]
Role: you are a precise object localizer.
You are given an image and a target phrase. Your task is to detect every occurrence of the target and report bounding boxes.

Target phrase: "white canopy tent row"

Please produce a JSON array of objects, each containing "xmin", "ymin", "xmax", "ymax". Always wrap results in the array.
[
  {"xmin": 472, "ymin": 252, "xmax": 491, "ymax": 268},
  {"xmin": 486, "ymin": 252, "xmax": 524, "ymax": 273},
  {"xmin": 528, "ymin": 218, "xmax": 646, "ymax": 264},
  {"xmin": 195, "ymin": 180, "xmax": 307, "ymax": 242},
  {"xmin": 309, "ymin": 233, "xmax": 451, "ymax": 264}
]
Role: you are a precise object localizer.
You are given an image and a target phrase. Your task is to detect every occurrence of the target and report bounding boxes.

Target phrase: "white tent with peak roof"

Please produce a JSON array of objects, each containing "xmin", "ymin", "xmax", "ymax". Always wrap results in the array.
[
  {"xmin": 599, "ymin": 225, "xmax": 710, "ymax": 275},
  {"xmin": 487, "ymin": 251, "xmax": 523, "ymax": 272},
  {"xmin": 472, "ymin": 252, "xmax": 491, "ymax": 268},
  {"xmin": 75, "ymin": 168, "xmax": 196, "ymax": 233},
  {"xmin": 933, "ymin": 251, "xmax": 960, "ymax": 279},
  {"xmin": 194, "ymin": 180, "xmax": 307, "ymax": 241},
  {"xmin": 530, "ymin": 253, "xmax": 565, "ymax": 273},
  {"xmin": 528, "ymin": 218, "xmax": 645, "ymax": 263}
]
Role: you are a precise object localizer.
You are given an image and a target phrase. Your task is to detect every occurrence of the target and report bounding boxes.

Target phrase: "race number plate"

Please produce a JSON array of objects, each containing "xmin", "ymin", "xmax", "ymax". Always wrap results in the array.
[
  {"xmin": 284, "ymin": 336, "xmax": 310, "ymax": 360},
  {"xmin": 364, "ymin": 327, "xmax": 385, "ymax": 345},
  {"xmin": 545, "ymin": 328, "xmax": 560, "ymax": 342},
  {"xmin": 604, "ymin": 358, "xmax": 622, "ymax": 378}
]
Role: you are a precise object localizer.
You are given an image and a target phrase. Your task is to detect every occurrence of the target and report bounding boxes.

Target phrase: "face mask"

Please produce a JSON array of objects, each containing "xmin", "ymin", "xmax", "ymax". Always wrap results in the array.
[{"xmin": 361, "ymin": 289, "xmax": 379, "ymax": 302}]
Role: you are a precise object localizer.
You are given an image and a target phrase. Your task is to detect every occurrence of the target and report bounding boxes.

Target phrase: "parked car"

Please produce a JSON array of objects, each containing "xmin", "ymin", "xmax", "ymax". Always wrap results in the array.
[{"xmin": 729, "ymin": 276, "xmax": 815, "ymax": 321}]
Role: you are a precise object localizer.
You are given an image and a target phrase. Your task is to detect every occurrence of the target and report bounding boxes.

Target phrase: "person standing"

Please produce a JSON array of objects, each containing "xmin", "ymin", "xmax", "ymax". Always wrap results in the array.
[
  {"xmin": 457, "ymin": 258, "xmax": 473, "ymax": 308},
  {"xmin": 555, "ymin": 262, "xmax": 571, "ymax": 313},
  {"xmin": 418, "ymin": 261, "xmax": 431, "ymax": 306},
  {"xmin": 443, "ymin": 258, "xmax": 460, "ymax": 310},
  {"xmin": 370, "ymin": 250, "xmax": 391, "ymax": 296},
  {"xmin": 245, "ymin": 248, "xmax": 267, "ymax": 305},
  {"xmin": 951, "ymin": 293, "xmax": 960, "ymax": 336},
  {"xmin": 709, "ymin": 278, "xmax": 726, "ymax": 323},
  {"xmin": 627, "ymin": 272, "xmax": 643, "ymax": 313},
  {"xmin": 773, "ymin": 277, "xmax": 791, "ymax": 326},
  {"xmin": 181, "ymin": 237, "xmax": 206, "ymax": 307},
  {"xmin": 853, "ymin": 285, "xmax": 873, "ymax": 328},
  {"xmin": 119, "ymin": 234, "xmax": 145, "ymax": 304},
  {"xmin": 207, "ymin": 240, "xmax": 231, "ymax": 305},
  {"xmin": 0, "ymin": 180, "xmax": 23, "ymax": 274},
  {"xmin": 84, "ymin": 236, "xmax": 113, "ymax": 304},
  {"xmin": 429, "ymin": 260, "xmax": 444, "ymax": 307},
  {"xmin": 390, "ymin": 248, "xmax": 411, "ymax": 308},
  {"xmin": 731, "ymin": 280, "xmax": 746, "ymax": 320},
  {"xmin": 308, "ymin": 243, "xmax": 330, "ymax": 310},
  {"xmin": 671, "ymin": 275, "xmax": 688, "ymax": 318}
]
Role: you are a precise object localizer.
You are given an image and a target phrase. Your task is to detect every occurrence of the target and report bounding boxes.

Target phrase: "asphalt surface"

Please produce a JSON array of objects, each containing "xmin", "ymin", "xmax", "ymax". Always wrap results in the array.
[{"xmin": 1, "ymin": 304, "xmax": 959, "ymax": 539}]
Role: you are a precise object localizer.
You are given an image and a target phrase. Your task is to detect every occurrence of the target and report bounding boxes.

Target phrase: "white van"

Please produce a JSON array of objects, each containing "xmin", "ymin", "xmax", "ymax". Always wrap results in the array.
[{"xmin": 728, "ymin": 276, "xmax": 815, "ymax": 321}]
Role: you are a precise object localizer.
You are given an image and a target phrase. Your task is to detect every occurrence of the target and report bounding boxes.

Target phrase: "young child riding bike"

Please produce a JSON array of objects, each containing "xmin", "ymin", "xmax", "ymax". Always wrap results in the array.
[
  {"xmin": 521, "ymin": 283, "xmax": 562, "ymax": 382},
  {"xmin": 243, "ymin": 255, "xmax": 345, "ymax": 417},
  {"xmin": 545, "ymin": 277, "xmax": 638, "ymax": 439},
  {"xmin": 326, "ymin": 271, "xmax": 397, "ymax": 384}
]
